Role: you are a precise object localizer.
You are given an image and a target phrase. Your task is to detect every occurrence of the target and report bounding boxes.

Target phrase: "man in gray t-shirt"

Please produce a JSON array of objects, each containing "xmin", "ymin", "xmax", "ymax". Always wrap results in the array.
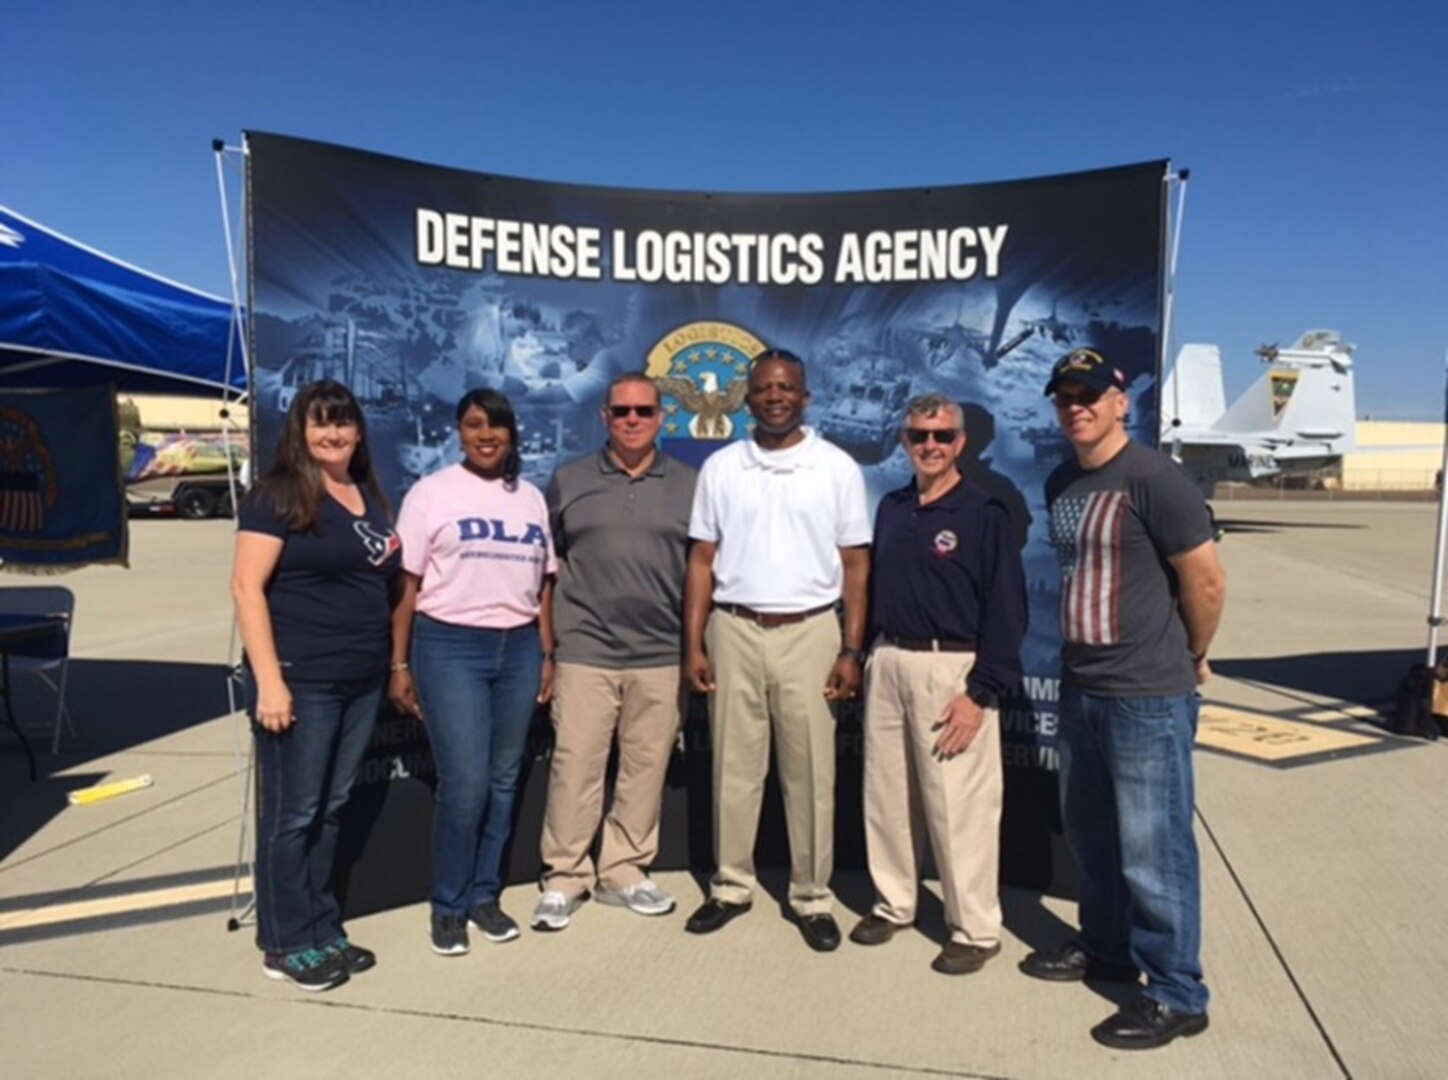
[
  {"xmin": 1023, "ymin": 348, "xmax": 1226, "ymax": 1052},
  {"xmin": 530, "ymin": 372, "xmax": 698, "ymax": 932}
]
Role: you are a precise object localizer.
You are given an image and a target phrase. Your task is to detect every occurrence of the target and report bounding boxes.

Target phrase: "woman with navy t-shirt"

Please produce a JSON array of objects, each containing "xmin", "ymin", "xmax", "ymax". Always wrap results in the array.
[{"xmin": 232, "ymin": 381, "xmax": 400, "ymax": 992}]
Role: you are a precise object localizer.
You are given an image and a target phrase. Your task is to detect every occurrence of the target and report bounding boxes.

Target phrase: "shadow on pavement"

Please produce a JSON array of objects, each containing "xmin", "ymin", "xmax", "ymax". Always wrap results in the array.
[{"xmin": 1214, "ymin": 648, "xmax": 1420, "ymax": 709}]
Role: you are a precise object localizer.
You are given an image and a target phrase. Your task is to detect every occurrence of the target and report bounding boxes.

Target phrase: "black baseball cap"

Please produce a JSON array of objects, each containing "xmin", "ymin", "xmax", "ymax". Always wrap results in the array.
[{"xmin": 1043, "ymin": 348, "xmax": 1128, "ymax": 396}]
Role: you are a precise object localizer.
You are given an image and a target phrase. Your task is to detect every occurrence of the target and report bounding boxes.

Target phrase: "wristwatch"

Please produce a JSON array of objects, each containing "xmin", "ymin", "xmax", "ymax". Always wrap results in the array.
[
  {"xmin": 966, "ymin": 686, "xmax": 999, "ymax": 711},
  {"xmin": 838, "ymin": 647, "xmax": 867, "ymax": 665}
]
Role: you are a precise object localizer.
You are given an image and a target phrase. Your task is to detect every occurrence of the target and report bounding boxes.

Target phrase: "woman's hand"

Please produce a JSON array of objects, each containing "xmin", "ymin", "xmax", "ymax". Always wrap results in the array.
[
  {"xmin": 255, "ymin": 679, "xmax": 294, "ymax": 733},
  {"xmin": 536, "ymin": 656, "xmax": 556, "ymax": 704},
  {"xmin": 389, "ymin": 669, "xmax": 424, "ymax": 720}
]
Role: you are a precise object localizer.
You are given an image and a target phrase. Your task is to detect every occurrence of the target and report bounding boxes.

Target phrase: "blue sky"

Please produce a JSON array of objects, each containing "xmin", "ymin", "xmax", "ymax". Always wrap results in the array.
[{"xmin": 7, "ymin": 1, "xmax": 1444, "ymax": 417}]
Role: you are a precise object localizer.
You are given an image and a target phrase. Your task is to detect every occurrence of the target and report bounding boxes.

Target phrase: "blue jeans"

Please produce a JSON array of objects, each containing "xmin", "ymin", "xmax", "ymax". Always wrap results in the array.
[
  {"xmin": 251, "ymin": 672, "xmax": 383, "ymax": 955},
  {"xmin": 411, "ymin": 616, "xmax": 541, "ymax": 916},
  {"xmin": 1058, "ymin": 684, "xmax": 1208, "ymax": 1015}
]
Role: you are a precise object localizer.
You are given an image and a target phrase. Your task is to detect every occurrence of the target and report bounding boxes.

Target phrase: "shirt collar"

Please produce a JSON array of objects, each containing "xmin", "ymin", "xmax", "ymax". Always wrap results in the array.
[
  {"xmin": 596, "ymin": 446, "xmax": 667, "ymax": 478},
  {"xmin": 741, "ymin": 426, "xmax": 821, "ymax": 472}
]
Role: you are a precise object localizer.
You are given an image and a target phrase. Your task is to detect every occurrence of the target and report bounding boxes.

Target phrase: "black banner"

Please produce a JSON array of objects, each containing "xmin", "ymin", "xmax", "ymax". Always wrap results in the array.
[{"xmin": 248, "ymin": 133, "xmax": 1168, "ymax": 906}]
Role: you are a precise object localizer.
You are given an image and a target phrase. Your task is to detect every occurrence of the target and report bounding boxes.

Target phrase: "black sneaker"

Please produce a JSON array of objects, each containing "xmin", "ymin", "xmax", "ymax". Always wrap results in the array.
[
  {"xmin": 430, "ymin": 913, "xmax": 470, "ymax": 956},
  {"xmin": 324, "ymin": 936, "xmax": 377, "ymax": 974},
  {"xmin": 469, "ymin": 902, "xmax": 520, "ymax": 943},
  {"xmin": 262, "ymin": 947, "xmax": 349, "ymax": 991}
]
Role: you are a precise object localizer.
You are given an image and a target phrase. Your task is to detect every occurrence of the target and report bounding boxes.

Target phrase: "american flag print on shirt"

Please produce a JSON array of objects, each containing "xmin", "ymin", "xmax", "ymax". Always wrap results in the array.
[{"xmin": 1051, "ymin": 491, "xmax": 1128, "ymax": 645}]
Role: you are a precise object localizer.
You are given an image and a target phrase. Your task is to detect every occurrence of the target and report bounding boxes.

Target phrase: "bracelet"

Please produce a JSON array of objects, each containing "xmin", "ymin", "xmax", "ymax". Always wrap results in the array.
[
  {"xmin": 541, "ymin": 651, "xmax": 556, "ymax": 662},
  {"xmin": 1191, "ymin": 650, "xmax": 1208, "ymax": 663},
  {"xmin": 838, "ymin": 648, "xmax": 866, "ymax": 665},
  {"xmin": 390, "ymin": 661, "xmax": 410, "ymax": 673}
]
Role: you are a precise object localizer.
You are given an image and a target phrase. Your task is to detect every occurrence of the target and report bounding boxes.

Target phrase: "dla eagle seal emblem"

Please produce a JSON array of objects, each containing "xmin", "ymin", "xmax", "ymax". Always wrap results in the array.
[{"xmin": 646, "ymin": 322, "xmax": 766, "ymax": 440}]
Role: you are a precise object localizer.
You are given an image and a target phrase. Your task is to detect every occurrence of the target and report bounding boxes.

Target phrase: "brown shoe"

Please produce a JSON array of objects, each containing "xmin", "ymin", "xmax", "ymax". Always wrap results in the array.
[
  {"xmin": 849, "ymin": 914, "xmax": 905, "ymax": 946},
  {"xmin": 931, "ymin": 941, "xmax": 1002, "ymax": 975}
]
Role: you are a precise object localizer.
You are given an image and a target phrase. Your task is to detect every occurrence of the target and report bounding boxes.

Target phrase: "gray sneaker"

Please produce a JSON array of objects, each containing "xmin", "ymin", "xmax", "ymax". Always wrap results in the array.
[
  {"xmin": 595, "ymin": 879, "xmax": 676, "ymax": 917},
  {"xmin": 469, "ymin": 902, "xmax": 520, "ymax": 943},
  {"xmin": 530, "ymin": 890, "xmax": 585, "ymax": 931},
  {"xmin": 430, "ymin": 913, "xmax": 470, "ymax": 956}
]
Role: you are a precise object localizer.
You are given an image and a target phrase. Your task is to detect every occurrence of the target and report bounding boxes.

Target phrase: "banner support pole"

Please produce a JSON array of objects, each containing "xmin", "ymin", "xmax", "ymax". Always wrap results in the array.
[
  {"xmin": 1162, "ymin": 167, "xmax": 1190, "ymax": 459},
  {"xmin": 1425, "ymin": 349, "xmax": 1448, "ymax": 667}
]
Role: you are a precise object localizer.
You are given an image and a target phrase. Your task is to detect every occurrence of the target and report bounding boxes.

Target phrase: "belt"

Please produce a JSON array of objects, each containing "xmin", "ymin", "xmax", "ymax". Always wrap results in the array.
[
  {"xmin": 715, "ymin": 602, "xmax": 835, "ymax": 628},
  {"xmin": 879, "ymin": 634, "xmax": 976, "ymax": 653}
]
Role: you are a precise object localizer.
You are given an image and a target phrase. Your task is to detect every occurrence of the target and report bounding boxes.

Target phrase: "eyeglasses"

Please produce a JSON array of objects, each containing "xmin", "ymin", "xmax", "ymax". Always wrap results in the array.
[
  {"xmin": 608, "ymin": 405, "xmax": 659, "ymax": 419},
  {"xmin": 1053, "ymin": 388, "xmax": 1106, "ymax": 409},
  {"xmin": 904, "ymin": 428, "xmax": 961, "ymax": 446}
]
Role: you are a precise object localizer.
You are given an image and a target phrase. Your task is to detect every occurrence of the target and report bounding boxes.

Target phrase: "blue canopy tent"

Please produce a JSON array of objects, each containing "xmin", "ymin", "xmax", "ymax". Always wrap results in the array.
[{"xmin": 0, "ymin": 205, "xmax": 245, "ymax": 396}]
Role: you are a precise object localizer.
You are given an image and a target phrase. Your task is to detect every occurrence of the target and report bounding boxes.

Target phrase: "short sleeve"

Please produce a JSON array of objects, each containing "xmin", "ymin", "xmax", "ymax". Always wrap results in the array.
[
  {"xmin": 545, "ymin": 469, "xmax": 568, "ymax": 560},
  {"xmin": 532, "ymin": 483, "xmax": 560, "ymax": 575},
  {"xmin": 395, "ymin": 480, "xmax": 433, "ymax": 576},
  {"xmin": 1135, "ymin": 458, "xmax": 1214, "ymax": 558},
  {"xmin": 237, "ymin": 488, "xmax": 288, "ymax": 539},
  {"xmin": 833, "ymin": 456, "xmax": 872, "ymax": 547},
  {"xmin": 688, "ymin": 456, "xmax": 720, "ymax": 542}
]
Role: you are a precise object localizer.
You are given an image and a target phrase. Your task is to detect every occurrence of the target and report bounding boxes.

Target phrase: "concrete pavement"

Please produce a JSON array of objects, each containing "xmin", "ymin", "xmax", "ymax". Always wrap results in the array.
[{"xmin": 1, "ymin": 507, "xmax": 1444, "ymax": 1079}]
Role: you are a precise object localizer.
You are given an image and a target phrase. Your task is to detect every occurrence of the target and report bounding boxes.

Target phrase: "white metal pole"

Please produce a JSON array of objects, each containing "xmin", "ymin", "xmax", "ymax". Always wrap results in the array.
[
  {"xmin": 1162, "ymin": 169, "xmax": 1189, "ymax": 457},
  {"xmin": 1425, "ymin": 350, "xmax": 1448, "ymax": 667}
]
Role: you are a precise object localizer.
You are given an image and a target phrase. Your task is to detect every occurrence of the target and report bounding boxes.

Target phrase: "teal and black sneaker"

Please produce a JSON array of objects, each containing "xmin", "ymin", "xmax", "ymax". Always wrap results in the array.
[
  {"xmin": 263, "ymin": 947, "xmax": 349, "ymax": 992},
  {"xmin": 324, "ymin": 937, "xmax": 377, "ymax": 975}
]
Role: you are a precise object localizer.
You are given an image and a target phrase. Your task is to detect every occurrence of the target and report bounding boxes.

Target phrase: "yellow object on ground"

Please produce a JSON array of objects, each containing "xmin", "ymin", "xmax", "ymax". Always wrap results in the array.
[{"xmin": 67, "ymin": 774, "xmax": 154, "ymax": 806}]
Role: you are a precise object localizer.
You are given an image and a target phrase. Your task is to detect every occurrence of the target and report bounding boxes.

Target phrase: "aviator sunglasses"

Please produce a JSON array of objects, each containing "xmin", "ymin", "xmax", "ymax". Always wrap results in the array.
[
  {"xmin": 904, "ymin": 428, "xmax": 960, "ymax": 446},
  {"xmin": 608, "ymin": 405, "xmax": 659, "ymax": 419}
]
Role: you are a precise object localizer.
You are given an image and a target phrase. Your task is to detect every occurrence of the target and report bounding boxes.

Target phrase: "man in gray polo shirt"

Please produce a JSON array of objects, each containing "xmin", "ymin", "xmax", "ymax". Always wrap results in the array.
[{"xmin": 531, "ymin": 372, "xmax": 698, "ymax": 931}]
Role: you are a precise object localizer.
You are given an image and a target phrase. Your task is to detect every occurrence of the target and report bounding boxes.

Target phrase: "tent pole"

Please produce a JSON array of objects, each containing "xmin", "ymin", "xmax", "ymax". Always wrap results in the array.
[
  {"xmin": 1162, "ymin": 168, "xmax": 1189, "ymax": 459},
  {"xmin": 1426, "ymin": 350, "xmax": 1448, "ymax": 667}
]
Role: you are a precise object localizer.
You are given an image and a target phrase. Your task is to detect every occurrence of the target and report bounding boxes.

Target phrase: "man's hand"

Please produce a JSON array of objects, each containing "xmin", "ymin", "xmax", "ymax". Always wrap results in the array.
[
  {"xmin": 824, "ymin": 655, "xmax": 861, "ymax": 701},
  {"xmin": 686, "ymin": 649, "xmax": 716, "ymax": 693},
  {"xmin": 932, "ymin": 693, "xmax": 985, "ymax": 758},
  {"xmin": 1194, "ymin": 656, "xmax": 1212, "ymax": 685}
]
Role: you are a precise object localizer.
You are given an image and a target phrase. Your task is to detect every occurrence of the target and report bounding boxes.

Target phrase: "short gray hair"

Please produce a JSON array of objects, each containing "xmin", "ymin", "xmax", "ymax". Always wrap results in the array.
[
  {"xmin": 605, "ymin": 371, "xmax": 662, "ymax": 407},
  {"xmin": 905, "ymin": 393, "xmax": 963, "ymax": 428}
]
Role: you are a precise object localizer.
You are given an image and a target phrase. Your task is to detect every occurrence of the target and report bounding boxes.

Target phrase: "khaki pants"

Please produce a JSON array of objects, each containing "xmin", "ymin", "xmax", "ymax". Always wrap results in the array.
[
  {"xmin": 862, "ymin": 644, "xmax": 1002, "ymax": 946},
  {"xmin": 539, "ymin": 662, "xmax": 682, "ymax": 897},
  {"xmin": 706, "ymin": 608, "xmax": 840, "ymax": 916}
]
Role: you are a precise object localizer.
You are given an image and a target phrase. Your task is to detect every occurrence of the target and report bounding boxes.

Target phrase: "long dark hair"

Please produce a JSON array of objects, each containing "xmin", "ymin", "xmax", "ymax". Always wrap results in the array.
[
  {"xmin": 456, "ymin": 387, "xmax": 522, "ymax": 485},
  {"xmin": 250, "ymin": 380, "xmax": 390, "ymax": 530}
]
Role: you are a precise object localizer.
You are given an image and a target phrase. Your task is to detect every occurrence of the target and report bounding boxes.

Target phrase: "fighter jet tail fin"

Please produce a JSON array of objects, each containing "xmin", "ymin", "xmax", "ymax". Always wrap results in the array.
[
  {"xmin": 1215, "ymin": 330, "xmax": 1357, "ymax": 452},
  {"xmin": 1160, "ymin": 344, "xmax": 1228, "ymax": 439}
]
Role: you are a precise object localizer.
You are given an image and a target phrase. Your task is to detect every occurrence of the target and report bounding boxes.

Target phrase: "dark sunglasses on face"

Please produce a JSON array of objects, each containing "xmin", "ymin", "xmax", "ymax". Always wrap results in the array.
[
  {"xmin": 904, "ymin": 428, "xmax": 960, "ymax": 446},
  {"xmin": 608, "ymin": 405, "xmax": 658, "ymax": 419},
  {"xmin": 1053, "ymin": 387, "xmax": 1106, "ymax": 408}
]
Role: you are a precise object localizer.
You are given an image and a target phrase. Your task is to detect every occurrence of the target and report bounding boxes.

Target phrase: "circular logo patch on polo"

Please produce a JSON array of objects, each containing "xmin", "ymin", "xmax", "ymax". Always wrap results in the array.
[{"xmin": 933, "ymin": 529, "xmax": 959, "ymax": 556}]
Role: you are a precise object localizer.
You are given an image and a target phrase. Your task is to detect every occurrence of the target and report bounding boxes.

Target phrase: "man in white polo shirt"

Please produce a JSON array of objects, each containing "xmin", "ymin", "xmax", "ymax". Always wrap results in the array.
[{"xmin": 682, "ymin": 348, "xmax": 871, "ymax": 952}]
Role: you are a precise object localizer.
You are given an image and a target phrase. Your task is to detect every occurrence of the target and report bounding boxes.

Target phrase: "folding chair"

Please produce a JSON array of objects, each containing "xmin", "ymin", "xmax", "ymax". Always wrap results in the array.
[{"xmin": 0, "ymin": 586, "xmax": 76, "ymax": 753}]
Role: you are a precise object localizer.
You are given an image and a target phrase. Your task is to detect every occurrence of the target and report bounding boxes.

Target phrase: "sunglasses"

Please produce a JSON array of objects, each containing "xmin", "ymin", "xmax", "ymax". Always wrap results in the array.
[
  {"xmin": 1053, "ymin": 388, "xmax": 1107, "ymax": 408},
  {"xmin": 904, "ymin": 428, "xmax": 961, "ymax": 446},
  {"xmin": 607, "ymin": 405, "xmax": 659, "ymax": 419}
]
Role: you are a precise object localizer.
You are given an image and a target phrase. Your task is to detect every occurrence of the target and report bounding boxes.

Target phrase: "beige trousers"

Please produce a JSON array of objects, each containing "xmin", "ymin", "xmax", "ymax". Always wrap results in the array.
[
  {"xmin": 862, "ymin": 644, "xmax": 1002, "ymax": 946},
  {"xmin": 539, "ymin": 662, "xmax": 682, "ymax": 897},
  {"xmin": 705, "ymin": 607, "xmax": 841, "ymax": 916}
]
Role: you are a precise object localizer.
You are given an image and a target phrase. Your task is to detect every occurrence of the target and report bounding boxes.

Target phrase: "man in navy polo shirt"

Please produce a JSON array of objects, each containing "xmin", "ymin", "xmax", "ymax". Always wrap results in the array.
[{"xmin": 849, "ymin": 392, "xmax": 1026, "ymax": 976}]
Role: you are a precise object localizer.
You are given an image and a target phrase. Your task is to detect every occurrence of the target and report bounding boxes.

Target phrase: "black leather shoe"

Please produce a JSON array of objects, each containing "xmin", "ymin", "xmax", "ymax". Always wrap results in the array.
[
  {"xmin": 849, "ymin": 914, "xmax": 904, "ymax": 946},
  {"xmin": 931, "ymin": 940, "xmax": 1001, "ymax": 975},
  {"xmin": 797, "ymin": 913, "xmax": 841, "ymax": 952},
  {"xmin": 684, "ymin": 898, "xmax": 752, "ymax": 934},
  {"xmin": 1091, "ymin": 995, "xmax": 1209, "ymax": 1050},
  {"xmin": 1019, "ymin": 941, "xmax": 1139, "ymax": 983}
]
